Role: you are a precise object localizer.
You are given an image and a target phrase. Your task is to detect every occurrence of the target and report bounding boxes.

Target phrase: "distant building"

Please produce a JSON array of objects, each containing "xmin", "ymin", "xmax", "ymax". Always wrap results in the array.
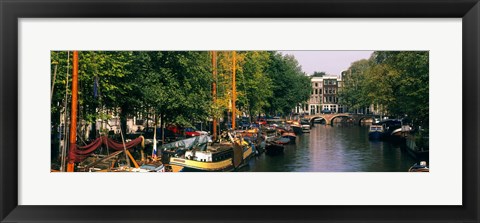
[{"xmin": 293, "ymin": 75, "xmax": 345, "ymax": 115}]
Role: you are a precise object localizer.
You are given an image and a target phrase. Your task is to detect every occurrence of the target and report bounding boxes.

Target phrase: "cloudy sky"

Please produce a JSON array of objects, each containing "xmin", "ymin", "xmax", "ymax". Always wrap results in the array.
[{"xmin": 280, "ymin": 51, "xmax": 373, "ymax": 76}]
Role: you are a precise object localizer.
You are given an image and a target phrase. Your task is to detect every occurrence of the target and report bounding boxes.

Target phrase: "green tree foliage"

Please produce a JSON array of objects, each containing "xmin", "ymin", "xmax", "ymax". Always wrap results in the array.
[
  {"xmin": 373, "ymin": 51, "xmax": 429, "ymax": 126},
  {"xmin": 338, "ymin": 59, "xmax": 372, "ymax": 111},
  {"xmin": 51, "ymin": 50, "xmax": 312, "ymax": 135},
  {"xmin": 51, "ymin": 51, "xmax": 139, "ymax": 134},
  {"xmin": 340, "ymin": 51, "xmax": 429, "ymax": 126},
  {"xmin": 77, "ymin": 51, "xmax": 139, "ymax": 131},
  {"xmin": 312, "ymin": 71, "xmax": 327, "ymax": 77},
  {"xmin": 236, "ymin": 51, "xmax": 273, "ymax": 118},
  {"xmin": 132, "ymin": 51, "xmax": 212, "ymax": 127},
  {"xmin": 50, "ymin": 51, "xmax": 71, "ymax": 115},
  {"xmin": 265, "ymin": 52, "xmax": 311, "ymax": 115}
]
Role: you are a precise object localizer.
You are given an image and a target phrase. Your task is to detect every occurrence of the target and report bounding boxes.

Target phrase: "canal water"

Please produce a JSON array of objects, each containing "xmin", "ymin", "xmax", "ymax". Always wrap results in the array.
[{"xmin": 240, "ymin": 124, "xmax": 424, "ymax": 172}]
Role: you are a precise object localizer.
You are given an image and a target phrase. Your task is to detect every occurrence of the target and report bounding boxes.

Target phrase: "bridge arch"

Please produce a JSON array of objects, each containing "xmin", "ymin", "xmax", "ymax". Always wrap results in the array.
[
  {"xmin": 305, "ymin": 113, "xmax": 376, "ymax": 126},
  {"xmin": 357, "ymin": 116, "xmax": 375, "ymax": 125},
  {"xmin": 309, "ymin": 116, "xmax": 326, "ymax": 124},
  {"xmin": 330, "ymin": 115, "xmax": 351, "ymax": 125}
]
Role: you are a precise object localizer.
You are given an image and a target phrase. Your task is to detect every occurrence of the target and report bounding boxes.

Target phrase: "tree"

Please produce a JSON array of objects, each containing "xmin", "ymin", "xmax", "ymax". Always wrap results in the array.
[
  {"xmin": 50, "ymin": 51, "xmax": 140, "ymax": 139},
  {"xmin": 77, "ymin": 51, "xmax": 139, "ymax": 136},
  {"xmin": 133, "ymin": 51, "xmax": 212, "ymax": 131},
  {"xmin": 265, "ymin": 52, "xmax": 311, "ymax": 115},
  {"xmin": 338, "ymin": 59, "xmax": 372, "ymax": 112},
  {"xmin": 340, "ymin": 51, "xmax": 429, "ymax": 127},
  {"xmin": 236, "ymin": 51, "xmax": 273, "ymax": 119},
  {"xmin": 312, "ymin": 71, "xmax": 327, "ymax": 77},
  {"xmin": 373, "ymin": 51, "xmax": 429, "ymax": 126}
]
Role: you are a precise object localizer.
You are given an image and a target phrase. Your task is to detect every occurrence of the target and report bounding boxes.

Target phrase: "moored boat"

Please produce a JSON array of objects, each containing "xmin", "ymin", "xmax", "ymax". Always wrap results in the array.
[
  {"xmin": 390, "ymin": 125, "xmax": 412, "ymax": 142},
  {"xmin": 379, "ymin": 119, "xmax": 402, "ymax": 139},
  {"xmin": 265, "ymin": 142, "xmax": 284, "ymax": 155},
  {"xmin": 301, "ymin": 119, "xmax": 311, "ymax": 133},
  {"xmin": 301, "ymin": 124, "xmax": 310, "ymax": 133},
  {"xmin": 281, "ymin": 132, "xmax": 296, "ymax": 143},
  {"xmin": 408, "ymin": 161, "xmax": 429, "ymax": 172},
  {"xmin": 276, "ymin": 137, "xmax": 291, "ymax": 145},
  {"xmin": 264, "ymin": 130, "xmax": 285, "ymax": 155},
  {"xmin": 405, "ymin": 134, "xmax": 429, "ymax": 160},
  {"xmin": 162, "ymin": 134, "xmax": 253, "ymax": 171},
  {"xmin": 368, "ymin": 124, "xmax": 384, "ymax": 140},
  {"xmin": 289, "ymin": 121, "xmax": 303, "ymax": 135}
]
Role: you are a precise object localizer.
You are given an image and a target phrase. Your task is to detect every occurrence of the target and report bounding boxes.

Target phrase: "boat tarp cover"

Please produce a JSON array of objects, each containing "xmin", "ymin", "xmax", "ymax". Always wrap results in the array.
[
  {"xmin": 160, "ymin": 135, "xmax": 210, "ymax": 152},
  {"xmin": 69, "ymin": 136, "xmax": 144, "ymax": 162},
  {"xmin": 232, "ymin": 144, "xmax": 243, "ymax": 168}
]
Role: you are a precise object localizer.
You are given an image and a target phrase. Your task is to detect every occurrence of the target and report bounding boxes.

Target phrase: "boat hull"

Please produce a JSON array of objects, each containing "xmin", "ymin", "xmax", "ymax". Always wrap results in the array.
[
  {"xmin": 405, "ymin": 136, "xmax": 429, "ymax": 160},
  {"xmin": 282, "ymin": 136, "xmax": 296, "ymax": 143},
  {"xmin": 292, "ymin": 126, "xmax": 303, "ymax": 135},
  {"xmin": 368, "ymin": 132, "xmax": 383, "ymax": 140},
  {"xmin": 170, "ymin": 157, "xmax": 234, "ymax": 171},
  {"xmin": 265, "ymin": 143, "xmax": 284, "ymax": 155}
]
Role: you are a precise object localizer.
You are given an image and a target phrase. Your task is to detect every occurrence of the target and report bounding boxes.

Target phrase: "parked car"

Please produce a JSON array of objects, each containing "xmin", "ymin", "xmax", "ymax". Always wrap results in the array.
[
  {"xmin": 184, "ymin": 127, "xmax": 209, "ymax": 137},
  {"xmin": 166, "ymin": 125, "xmax": 182, "ymax": 135},
  {"xmin": 321, "ymin": 109, "xmax": 332, "ymax": 114},
  {"xmin": 138, "ymin": 127, "xmax": 177, "ymax": 144},
  {"xmin": 240, "ymin": 121, "xmax": 251, "ymax": 129},
  {"xmin": 256, "ymin": 118, "xmax": 267, "ymax": 125}
]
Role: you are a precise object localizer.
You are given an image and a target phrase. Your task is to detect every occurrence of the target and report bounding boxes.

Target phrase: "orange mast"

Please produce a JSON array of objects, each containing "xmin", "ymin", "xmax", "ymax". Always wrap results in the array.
[
  {"xmin": 232, "ymin": 51, "xmax": 236, "ymax": 130},
  {"xmin": 212, "ymin": 51, "xmax": 217, "ymax": 140},
  {"xmin": 67, "ymin": 51, "xmax": 78, "ymax": 172}
]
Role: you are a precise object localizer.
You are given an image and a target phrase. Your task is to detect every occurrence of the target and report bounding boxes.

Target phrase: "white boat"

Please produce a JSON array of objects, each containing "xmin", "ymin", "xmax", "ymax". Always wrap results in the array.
[
  {"xmin": 368, "ymin": 125, "xmax": 384, "ymax": 140},
  {"xmin": 301, "ymin": 124, "xmax": 310, "ymax": 133},
  {"xmin": 391, "ymin": 125, "xmax": 412, "ymax": 137}
]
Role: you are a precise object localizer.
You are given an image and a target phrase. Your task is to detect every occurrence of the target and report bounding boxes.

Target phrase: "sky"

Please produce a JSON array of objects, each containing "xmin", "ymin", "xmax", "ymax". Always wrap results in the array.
[{"xmin": 280, "ymin": 51, "xmax": 374, "ymax": 76}]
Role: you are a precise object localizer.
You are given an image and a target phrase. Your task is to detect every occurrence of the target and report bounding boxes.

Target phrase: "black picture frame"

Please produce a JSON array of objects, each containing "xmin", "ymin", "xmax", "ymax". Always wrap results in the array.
[{"xmin": 1, "ymin": 0, "xmax": 478, "ymax": 222}]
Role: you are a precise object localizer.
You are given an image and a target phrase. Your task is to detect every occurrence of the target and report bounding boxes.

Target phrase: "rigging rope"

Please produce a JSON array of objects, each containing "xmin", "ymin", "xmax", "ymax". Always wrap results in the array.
[{"xmin": 68, "ymin": 136, "xmax": 144, "ymax": 162}]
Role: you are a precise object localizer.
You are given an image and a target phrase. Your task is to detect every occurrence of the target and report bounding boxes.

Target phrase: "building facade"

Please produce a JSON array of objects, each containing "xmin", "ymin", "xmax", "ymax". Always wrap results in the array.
[{"xmin": 293, "ymin": 75, "xmax": 345, "ymax": 116}]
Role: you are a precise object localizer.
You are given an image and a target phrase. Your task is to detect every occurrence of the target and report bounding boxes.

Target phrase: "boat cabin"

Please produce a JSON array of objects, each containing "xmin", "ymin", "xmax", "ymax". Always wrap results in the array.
[{"xmin": 369, "ymin": 125, "xmax": 384, "ymax": 132}]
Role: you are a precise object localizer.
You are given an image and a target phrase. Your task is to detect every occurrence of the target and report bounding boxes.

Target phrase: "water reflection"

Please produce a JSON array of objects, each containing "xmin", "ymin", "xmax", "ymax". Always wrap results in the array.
[{"xmin": 241, "ymin": 123, "xmax": 423, "ymax": 172}]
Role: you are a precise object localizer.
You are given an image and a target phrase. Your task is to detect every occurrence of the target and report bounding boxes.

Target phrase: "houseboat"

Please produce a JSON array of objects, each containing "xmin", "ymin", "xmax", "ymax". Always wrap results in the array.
[
  {"xmin": 368, "ymin": 125, "xmax": 384, "ymax": 140},
  {"xmin": 162, "ymin": 134, "xmax": 253, "ymax": 171}
]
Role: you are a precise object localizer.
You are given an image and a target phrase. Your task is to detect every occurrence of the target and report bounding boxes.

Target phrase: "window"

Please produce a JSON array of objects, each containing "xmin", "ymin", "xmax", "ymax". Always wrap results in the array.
[
  {"xmin": 315, "ymin": 89, "xmax": 318, "ymax": 95},
  {"xmin": 315, "ymin": 83, "xmax": 318, "ymax": 87}
]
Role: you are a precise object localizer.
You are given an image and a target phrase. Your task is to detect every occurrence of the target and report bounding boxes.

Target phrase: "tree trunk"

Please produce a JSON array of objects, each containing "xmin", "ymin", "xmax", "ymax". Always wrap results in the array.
[
  {"xmin": 160, "ymin": 113, "xmax": 165, "ymax": 144},
  {"xmin": 120, "ymin": 105, "xmax": 128, "ymax": 134}
]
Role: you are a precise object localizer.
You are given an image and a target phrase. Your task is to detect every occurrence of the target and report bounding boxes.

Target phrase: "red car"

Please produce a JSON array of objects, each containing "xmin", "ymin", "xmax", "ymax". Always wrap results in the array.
[
  {"xmin": 167, "ymin": 125, "xmax": 182, "ymax": 135},
  {"xmin": 256, "ymin": 118, "xmax": 267, "ymax": 125},
  {"xmin": 184, "ymin": 127, "xmax": 201, "ymax": 137}
]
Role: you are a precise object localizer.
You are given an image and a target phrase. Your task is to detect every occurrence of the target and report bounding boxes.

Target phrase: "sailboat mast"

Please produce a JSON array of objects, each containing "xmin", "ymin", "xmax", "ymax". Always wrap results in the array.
[
  {"xmin": 232, "ymin": 51, "xmax": 236, "ymax": 130},
  {"xmin": 212, "ymin": 51, "xmax": 217, "ymax": 140},
  {"xmin": 61, "ymin": 51, "xmax": 70, "ymax": 172},
  {"xmin": 152, "ymin": 114, "xmax": 157, "ymax": 159},
  {"xmin": 67, "ymin": 51, "xmax": 79, "ymax": 172}
]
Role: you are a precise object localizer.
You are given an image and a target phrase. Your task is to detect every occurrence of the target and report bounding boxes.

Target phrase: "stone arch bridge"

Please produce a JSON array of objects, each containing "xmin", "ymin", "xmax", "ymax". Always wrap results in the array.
[{"xmin": 304, "ymin": 113, "xmax": 377, "ymax": 125}]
